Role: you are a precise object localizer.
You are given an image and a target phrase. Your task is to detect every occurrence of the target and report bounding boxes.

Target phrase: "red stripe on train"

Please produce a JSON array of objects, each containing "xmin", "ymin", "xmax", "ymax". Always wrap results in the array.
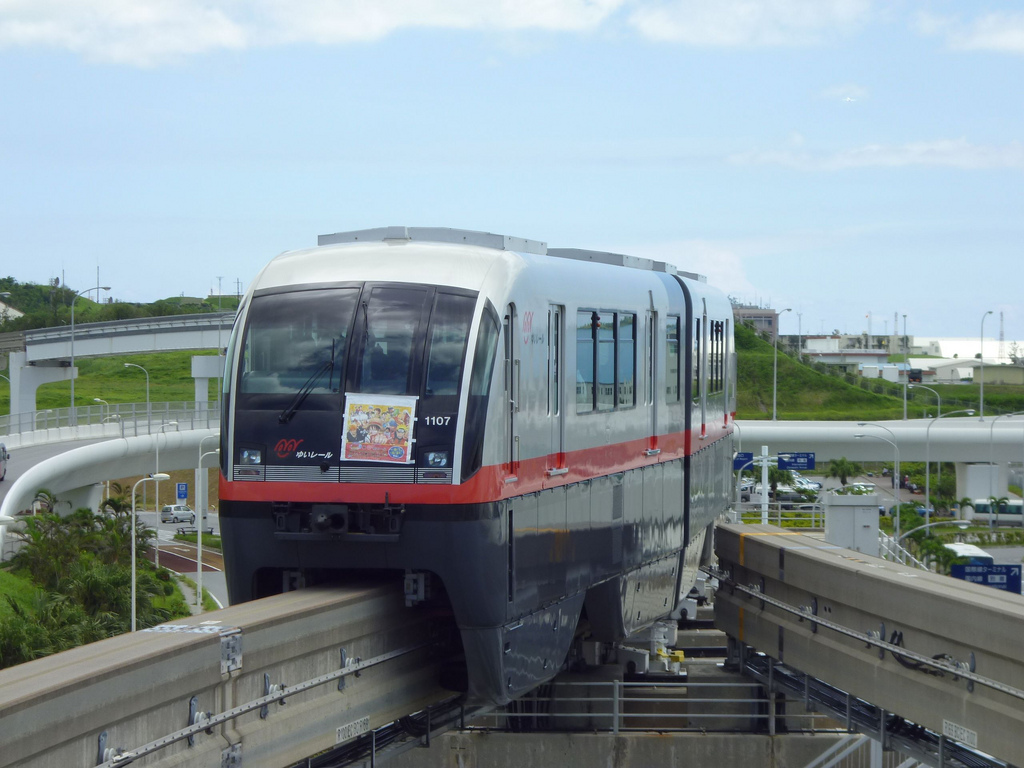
[{"xmin": 220, "ymin": 423, "xmax": 733, "ymax": 506}]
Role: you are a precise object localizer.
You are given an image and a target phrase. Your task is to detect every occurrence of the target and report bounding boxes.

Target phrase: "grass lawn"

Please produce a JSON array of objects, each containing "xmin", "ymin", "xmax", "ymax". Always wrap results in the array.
[{"xmin": 0, "ymin": 568, "xmax": 40, "ymax": 618}]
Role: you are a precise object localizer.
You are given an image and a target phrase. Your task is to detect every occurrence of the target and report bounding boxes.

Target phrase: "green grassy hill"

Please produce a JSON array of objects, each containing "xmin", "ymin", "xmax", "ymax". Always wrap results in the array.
[{"xmin": 734, "ymin": 322, "xmax": 1024, "ymax": 420}]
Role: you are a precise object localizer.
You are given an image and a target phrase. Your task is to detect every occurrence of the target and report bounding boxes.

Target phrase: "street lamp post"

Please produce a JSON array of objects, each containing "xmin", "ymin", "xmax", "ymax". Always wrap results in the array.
[
  {"xmin": 154, "ymin": 422, "xmax": 179, "ymax": 570},
  {"xmin": 980, "ymin": 310, "xmax": 993, "ymax": 420},
  {"xmin": 772, "ymin": 308, "xmax": 791, "ymax": 421},
  {"xmin": 908, "ymin": 383, "xmax": 940, "ymax": 417},
  {"xmin": 896, "ymin": 520, "xmax": 969, "ymax": 544},
  {"xmin": 856, "ymin": 423, "xmax": 901, "ymax": 538},
  {"xmin": 924, "ymin": 409, "xmax": 975, "ymax": 528},
  {"xmin": 70, "ymin": 285, "xmax": 111, "ymax": 425},
  {"xmin": 988, "ymin": 412, "xmax": 1024, "ymax": 530},
  {"xmin": 902, "ymin": 314, "xmax": 908, "ymax": 421},
  {"xmin": 123, "ymin": 363, "xmax": 151, "ymax": 435},
  {"xmin": 131, "ymin": 472, "xmax": 169, "ymax": 632},
  {"xmin": 197, "ymin": 442, "xmax": 219, "ymax": 608}
]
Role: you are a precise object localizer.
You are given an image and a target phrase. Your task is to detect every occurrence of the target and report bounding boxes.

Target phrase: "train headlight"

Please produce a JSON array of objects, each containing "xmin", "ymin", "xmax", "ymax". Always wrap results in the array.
[
  {"xmin": 240, "ymin": 448, "xmax": 263, "ymax": 465},
  {"xmin": 425, "ymin": 451, "xmax": 450, "ymax": 468}
]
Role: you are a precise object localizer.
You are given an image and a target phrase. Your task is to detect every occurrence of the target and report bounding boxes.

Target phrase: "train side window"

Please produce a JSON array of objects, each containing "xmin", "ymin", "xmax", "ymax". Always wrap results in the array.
[
  {"xmin": 692, "ymin": 318, "xmax": 701, "ymax": 403},
  {"xmin": 576, "ymin": 311, "xmax": 595, "ymax": 414},
  {"xmin": 665, "ymin": 315, "xmax": 680, "ymax": 402},
  {"xmin": 596, "ymin": 311, "xmax": 615, "ymax": 412},
  {"xmin": 461, "ymin": 305, "xmax": 500, "ymax": 479},
  {"xmin": 576, "ymin": 310, "xmax": 637, "ymax": 414},
  {"xmin": 425, "ymin": 293, "xmax": 476, "ymax": 397},
  {"xmin": 617, "ymin": 313, "xmax": 636, "ymax": 407}
]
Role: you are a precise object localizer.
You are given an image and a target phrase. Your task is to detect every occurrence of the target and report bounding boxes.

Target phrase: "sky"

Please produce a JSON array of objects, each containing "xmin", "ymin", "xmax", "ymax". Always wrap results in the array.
[{"xmin": 1, "ymin": 0, "xmax": 1022, "ymax": 350}]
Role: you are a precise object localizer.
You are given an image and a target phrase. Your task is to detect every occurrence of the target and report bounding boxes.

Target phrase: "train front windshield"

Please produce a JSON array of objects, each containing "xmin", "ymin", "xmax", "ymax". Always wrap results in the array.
[{"xmin": 232, "ymin": 283, "xmax": 484, "ymax": 474}]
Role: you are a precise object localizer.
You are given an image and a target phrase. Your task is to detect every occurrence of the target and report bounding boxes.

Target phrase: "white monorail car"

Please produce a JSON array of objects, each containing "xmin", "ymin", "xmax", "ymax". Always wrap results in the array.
[{"xmin": 218, "ymin": 226, "xmax": 735, "ymax": 705}]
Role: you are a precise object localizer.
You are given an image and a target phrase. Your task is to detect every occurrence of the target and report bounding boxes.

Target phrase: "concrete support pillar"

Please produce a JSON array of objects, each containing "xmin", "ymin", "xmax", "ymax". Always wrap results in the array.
[
  {"xmin": 8, "ymin": 351, "xmax": 72, "ymax": 415},
  {"xmin": 191, "ymin": 355, "xmax": 224, "ymax": 409},
  {"xmin": 955, "ymin": 462, "xmax": 1007, "ymax": 506}
]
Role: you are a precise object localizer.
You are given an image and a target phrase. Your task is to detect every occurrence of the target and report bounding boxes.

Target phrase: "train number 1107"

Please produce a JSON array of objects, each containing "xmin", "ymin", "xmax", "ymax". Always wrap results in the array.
[{"xmin": 424, "ymin": 416, "xmax": 451, "ymax": 426}]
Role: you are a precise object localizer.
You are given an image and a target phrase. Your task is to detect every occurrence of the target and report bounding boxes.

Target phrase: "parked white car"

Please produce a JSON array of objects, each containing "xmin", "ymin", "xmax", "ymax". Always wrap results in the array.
[{"xmin": 160, "ymin": 504, "xmax": 194, "ymax": 524}]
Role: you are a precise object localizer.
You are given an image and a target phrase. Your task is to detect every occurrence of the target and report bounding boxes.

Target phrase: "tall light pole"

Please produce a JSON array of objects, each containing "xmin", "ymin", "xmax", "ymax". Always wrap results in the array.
[
  {"xmin": 796, "ymin": 312, "xmax": 802, "ymax": 361},
  {"xmin": 902, "ymin": 314, "xmax": 908, "ymax": 420},
  {"xmin": 988, "ymin": 412, "xmax": 1024, "ymax": 529},
  {"xmin": 154, "ymin": 422, "xmax": 178, "ymax": 570},
  {"xmin": 924, "ymin": 409, "xmax": 974, "ymax": 527},
  {"xmin": 980, "ymin": 310, "xmax": 993, "ymax": 420},
  {"xmin": 197, "ymin": 443, "xmax": 219, "ymax": 608},
  {"xmin": 772, "ymin": 308, "xmax": 791, "ymax": 421},
  {"xmin": 70, "ymin": 285, "xmax": 111, "ymax": 425},
  {"xmin": 897, "ymin": 520, "xmax": 968, "ymax": 544},
  {"xmin": 908, "ymin": 383, "xmax": 940, "ymax": 417},
  {"xmin": 131, "ymin": 472, "xmax": 169, "ymax": 632},
  {"xmin": 123, "ymin": 362, "xmax": 151, "ymax": 434},
  {"xmin": 856, "ymin": 422, "xmax": 901, "ymax": 538}
]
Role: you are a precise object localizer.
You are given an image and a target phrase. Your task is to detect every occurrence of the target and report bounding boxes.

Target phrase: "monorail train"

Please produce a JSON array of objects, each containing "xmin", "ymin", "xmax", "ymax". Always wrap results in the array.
[{"xmin": 218, "ymin": 226, "xmax": 735, "ymax": 705}]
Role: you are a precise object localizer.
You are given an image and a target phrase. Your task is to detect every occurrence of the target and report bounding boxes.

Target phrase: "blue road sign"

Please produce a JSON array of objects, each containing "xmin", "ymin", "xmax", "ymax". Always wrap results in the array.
[
  {"xmin": 733, "ymin": 452, "xmax": 754, "ymax": 471},
  {"xmin": 177, "ymin": 482, "xmax": 188, "ymax": 501},
  {"xmin": 778, "ymin": 452, "xmax": 816, "ymax": 471},
  {"xmin": 951, "ymin": 563, "xmax": 1022, "ymax": 593}
]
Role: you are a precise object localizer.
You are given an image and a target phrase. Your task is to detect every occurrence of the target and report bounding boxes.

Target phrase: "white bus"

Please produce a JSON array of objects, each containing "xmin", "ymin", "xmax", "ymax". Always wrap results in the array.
[
  {"xmin": 966, "ymin": 499, "xmax": 1023, "ymax": 527},
  {"xmin": 944, "ymin": 543, "xmax": 994, "ymax": 566}
]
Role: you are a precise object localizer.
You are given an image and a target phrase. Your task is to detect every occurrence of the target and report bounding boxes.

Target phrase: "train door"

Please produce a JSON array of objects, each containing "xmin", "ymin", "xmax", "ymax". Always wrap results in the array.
[
  {"xmin": 504, "ymin": 304, "xmax": 519, "ymax": 478},
  {"xmin": 645, "ymin": 309, "xmax": 659, "ymax": 455},
  {"xmin": 699, "ymin": 300, "xmax": 708, "ymax": 437},
  {"xmin": 547, "ymin": 305, "xmax": 566, "ymax": 473}
]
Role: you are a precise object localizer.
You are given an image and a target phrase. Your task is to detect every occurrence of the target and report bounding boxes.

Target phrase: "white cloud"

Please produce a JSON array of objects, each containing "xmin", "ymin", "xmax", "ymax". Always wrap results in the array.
[
  {"xmin": 0, "ymin": 0, "xmax": 247, "ymax": 65},
  {"xmin": 627, "ymin": 0, "xmax": 872, "ymax": 46},
  {"xmin": 0, "ymin": 0, "xmax": 626, "ymax": 65},
  {"xmin": 729, "ymin": 138, "xmax": 1024, "ymax": 171},
  {"xmin": 821, "ymin": 83, "xmax": 868, "ymax": 102},
  {"xmin": 917, "ymin": 11, "xmax": 1024, "ymax": 55},
  {"xmin": 0, "ymin": 0, "xmax": 878, "ymax": 65}
]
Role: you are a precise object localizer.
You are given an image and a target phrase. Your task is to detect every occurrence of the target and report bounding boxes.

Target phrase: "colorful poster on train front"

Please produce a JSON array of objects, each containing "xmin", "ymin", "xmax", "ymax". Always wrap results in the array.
[{"xmin": 341, "ymin": 393, "xmax": 417, "ymax": 464}]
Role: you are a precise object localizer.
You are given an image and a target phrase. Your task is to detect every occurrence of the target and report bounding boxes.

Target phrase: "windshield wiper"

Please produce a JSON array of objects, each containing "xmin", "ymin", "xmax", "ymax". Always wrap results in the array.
[{"xmin": 278, "ymin": 341, "xmax": 337, "ymax": 424}]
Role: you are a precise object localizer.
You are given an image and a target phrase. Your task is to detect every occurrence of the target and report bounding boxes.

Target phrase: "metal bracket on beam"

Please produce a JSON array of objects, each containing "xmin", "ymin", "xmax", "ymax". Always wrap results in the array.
[
  {"xmin": 338, "ymin": 647, "xmax": 362, "ymax": 691},
  {"xmin": 221, "ymin": 630, "xmax": 242, "ymax": 674},
  {"xmin": 866, "ymin": 623, "xmax": 886, "ymax": 659},
  {"xmin": 221, "ymin": 743, "xmax": 242, "ymax": 767},
  {"xmin": 97, "ymin": 731, "xmax": 123, "ymax": 766},
  {"xmin": 260, "ymin": 674, "xmax": 287, "ymax": 719},
  {"xmin": 188, "ymin": 696, "xmax": 214, "ymax": 746}
]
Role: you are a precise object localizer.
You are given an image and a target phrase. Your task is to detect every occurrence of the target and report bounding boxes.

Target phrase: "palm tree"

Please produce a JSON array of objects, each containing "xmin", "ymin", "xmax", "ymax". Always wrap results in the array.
[
  {"xmin": 957, "ymin": 497, "xmax": 975, "ymax": 521},
  {"xmin": 767, "ymin": 467, "xmax": 794, "ymax": 500},
  {"xmin": 827, "ymin": 457, "xmax": 863, "ymax": 486}
]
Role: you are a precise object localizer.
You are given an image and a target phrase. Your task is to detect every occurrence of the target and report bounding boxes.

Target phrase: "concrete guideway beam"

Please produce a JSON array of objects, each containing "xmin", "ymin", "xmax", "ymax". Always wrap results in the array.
[
  {"xmin": 734, "ymin": 419, "xmax": 1024, "ymax": 464},
  {"xmin": 0, "ymin": 584, "xmax": 450, "ymax": 768},
  {"xmin": 713, "ymin": 524, "xmax": 1024, "ymax": 767},
  {"xmin": 0, "ymin": 429, "xmax": 218, "ymax": 521}
]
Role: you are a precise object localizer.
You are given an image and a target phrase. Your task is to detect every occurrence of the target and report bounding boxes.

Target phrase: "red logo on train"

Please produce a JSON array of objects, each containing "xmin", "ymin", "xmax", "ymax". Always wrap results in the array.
[
  {"xmin": 522, "ymin": 311, "xmax": 533, "ymax": 345},
  {"xmin": 275, "ymin": 438, "xmax": 304, "ymax": 458}
]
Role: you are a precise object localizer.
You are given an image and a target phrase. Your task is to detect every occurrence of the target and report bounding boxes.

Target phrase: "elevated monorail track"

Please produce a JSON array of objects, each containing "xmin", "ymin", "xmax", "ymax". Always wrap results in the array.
[
  {"xmin": 713, "ymin": 524, "xmax": 1024, "ymax": 767},
  {"xmin": 0, "ymin": 583, "xmax": 460, "ymax": 768}
]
